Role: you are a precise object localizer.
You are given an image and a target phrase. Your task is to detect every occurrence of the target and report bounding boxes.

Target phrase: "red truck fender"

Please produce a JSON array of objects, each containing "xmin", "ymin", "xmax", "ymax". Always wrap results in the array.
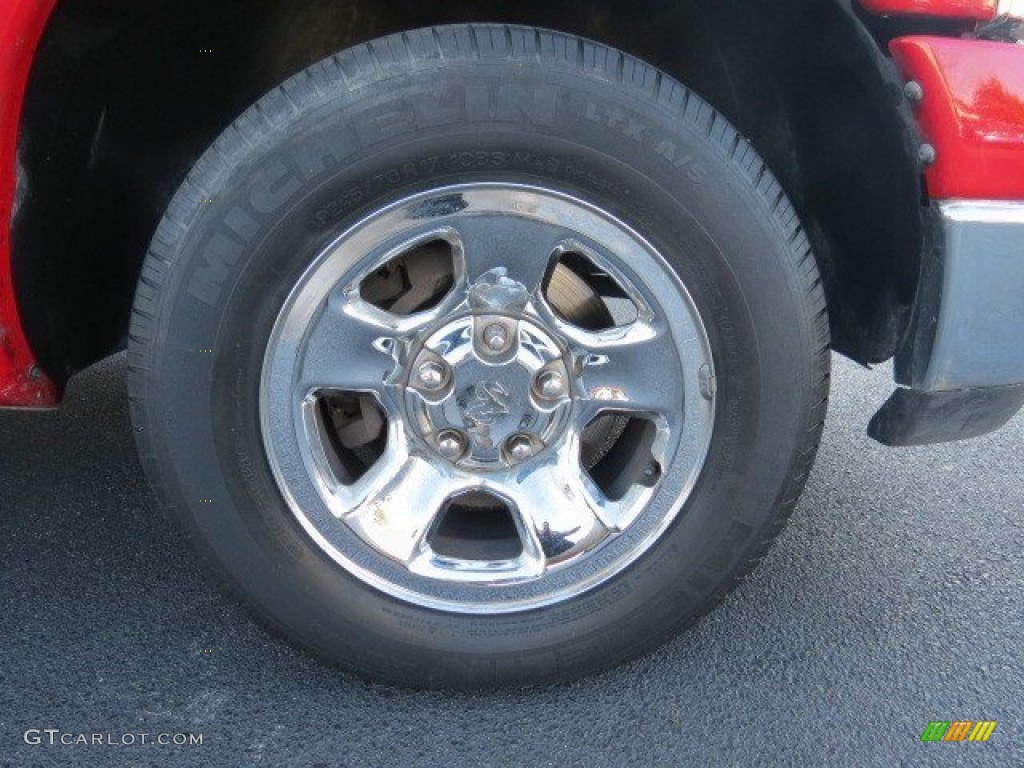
[{"xmin": 0, "ymin": 1, "xmax": 58, "ymax": 407}]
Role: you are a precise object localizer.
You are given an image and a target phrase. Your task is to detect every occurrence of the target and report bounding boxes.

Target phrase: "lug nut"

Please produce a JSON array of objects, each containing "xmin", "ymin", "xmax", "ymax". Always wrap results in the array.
[
  {"xmin": 483, "ymin": 323, "xmax": 510, "ymax": 352},
  {"xmin": 436, "ymin": 430, "xmax": 466, "ymax": 461},
  {"xmin": 417, "ymin": 360, "xmax": 448, "ymax": 390},
  {"xmin": 535, "ymin": 370, "xmax": 566, "ymax": 400},
  {"xmin": 506, "ymin": 434, "xmax": 536, "ymax": 463}
]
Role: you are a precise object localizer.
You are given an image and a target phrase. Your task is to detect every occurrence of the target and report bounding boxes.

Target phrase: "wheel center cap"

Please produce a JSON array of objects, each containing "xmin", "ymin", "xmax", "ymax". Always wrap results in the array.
[{"xmin": 405, "ymin": 314, "xmax": 573, "ymax": 469}]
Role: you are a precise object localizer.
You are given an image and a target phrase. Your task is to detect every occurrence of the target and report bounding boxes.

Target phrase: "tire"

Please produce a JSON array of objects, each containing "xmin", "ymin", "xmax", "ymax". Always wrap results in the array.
[{"xmin": 128, "ymin": 24, "xmax": 829, "ymax": 688}]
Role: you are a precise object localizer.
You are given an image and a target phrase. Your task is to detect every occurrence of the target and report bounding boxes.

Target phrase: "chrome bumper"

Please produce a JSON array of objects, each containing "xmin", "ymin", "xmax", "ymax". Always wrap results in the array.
[
  {"xmin": 898, "ymin": 201, "xmax": 1024, "ymax": 391},
  {"xmin": 870, "ymin": 200, "xmax": 1024, "ymax": 446}
]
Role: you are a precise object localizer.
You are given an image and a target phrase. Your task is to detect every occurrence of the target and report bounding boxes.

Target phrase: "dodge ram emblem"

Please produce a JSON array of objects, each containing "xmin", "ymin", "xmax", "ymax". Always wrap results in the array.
[{"xmin": 463, "ymin": 381, "xmax": 511, "ymax": 426}]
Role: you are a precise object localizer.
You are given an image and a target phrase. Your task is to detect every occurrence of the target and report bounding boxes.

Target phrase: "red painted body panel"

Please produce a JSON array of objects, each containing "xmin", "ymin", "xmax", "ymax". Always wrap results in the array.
[
  {"xmin": 891, "ymin": 37, "xmax": 1024, "ymax": 199},
  {"xmin": 0, "ymin": 0, "xmax": 58, "ymax": 407},
  {"xmin": 859, "ymin": 0, "xmax": 998, "ymax": 19}
]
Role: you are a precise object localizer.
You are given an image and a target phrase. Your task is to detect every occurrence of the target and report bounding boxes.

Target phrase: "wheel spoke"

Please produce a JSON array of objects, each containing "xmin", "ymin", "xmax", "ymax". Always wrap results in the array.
[
  {"xmin": 500, "ymin": 447, "xmax": 610, "ymax": 564},
  {"xmin": 342, "ymin": 448, "xmax": 458, "ymax": 565},
  {"xmin": 295, "ymin": 295, "xmax": 398, "ymax": 396},
  {"xmin": 573, "ymin": 321, "xmax": 684, "ymax": 425},
  {"xmin": 451, "ymin": 214, "xmax": 561, "ymax": 296}
]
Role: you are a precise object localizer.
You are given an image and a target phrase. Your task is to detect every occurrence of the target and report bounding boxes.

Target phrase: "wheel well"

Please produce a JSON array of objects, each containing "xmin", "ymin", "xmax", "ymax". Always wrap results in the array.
[{"xmin": 14, "ymin": 0, "xmax": 922, "ymax": 387}]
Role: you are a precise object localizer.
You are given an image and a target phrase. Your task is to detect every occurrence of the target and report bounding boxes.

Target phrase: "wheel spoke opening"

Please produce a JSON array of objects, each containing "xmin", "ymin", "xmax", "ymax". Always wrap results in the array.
[
  {"xmin": 311, "ymin": 391, "xmax": 389, "ymax": 485},
  {"xmin": 581, "ymin": 412, "xmax": 662, "ymax": 502},
  {"xmin": 429, "ymin": 490, "xmax": 524, "ymax": 562},
  {"xmin": 543, "ymin": 247, "xmax": 639, "ymax": 331},
  {"xmin": 359, "ymin": 237, "xmax": 455, "ymax": 315}
]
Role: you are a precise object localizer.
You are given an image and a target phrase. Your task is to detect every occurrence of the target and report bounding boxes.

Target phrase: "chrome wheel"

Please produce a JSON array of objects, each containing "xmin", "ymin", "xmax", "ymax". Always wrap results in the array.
[{"xmin": 261, "ymin": 183, "xmax": 715, "ymax": 613}]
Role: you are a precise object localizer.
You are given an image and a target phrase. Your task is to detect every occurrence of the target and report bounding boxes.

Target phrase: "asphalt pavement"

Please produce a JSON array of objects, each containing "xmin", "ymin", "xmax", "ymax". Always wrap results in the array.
[{"xmin": 1, "ymin": 353, "xmax": 1021, "ymax": 766}]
